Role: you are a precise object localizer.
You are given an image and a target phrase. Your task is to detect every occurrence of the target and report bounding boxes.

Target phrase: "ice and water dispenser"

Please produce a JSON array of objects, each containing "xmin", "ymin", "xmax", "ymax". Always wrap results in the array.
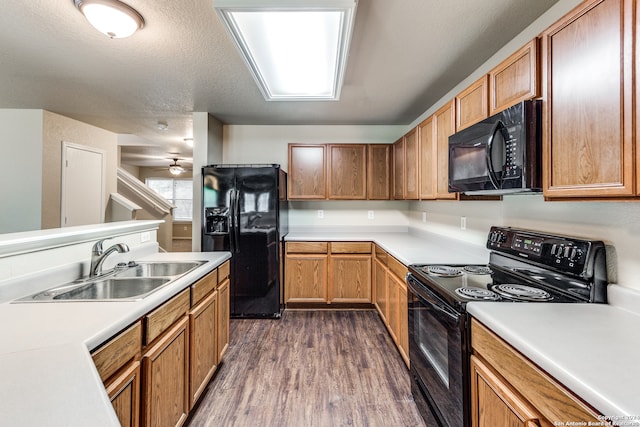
[{"xmin": 205, "ymin": 207, "xmax": 229, "ymax": 234}]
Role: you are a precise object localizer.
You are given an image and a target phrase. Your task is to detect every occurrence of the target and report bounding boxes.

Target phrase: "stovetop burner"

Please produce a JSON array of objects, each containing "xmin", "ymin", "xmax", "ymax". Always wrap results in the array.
[
  {"xmin": 425, "ymin": 265, "xmax": 462, "ymax": 277},
  {"xmin": 492, "ymin": 284, "xmax": 553, "ymax": 302},
  {"xmin": 463, "ymin": 265, "xmax": 492, "ymax": 275},
  {"xmin": 455, "ymin": 287, "xmax": 500, "ymax": 300}
]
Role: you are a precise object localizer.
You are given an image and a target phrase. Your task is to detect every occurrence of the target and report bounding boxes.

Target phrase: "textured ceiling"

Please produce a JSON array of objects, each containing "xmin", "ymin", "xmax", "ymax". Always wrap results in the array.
[{"xmin": 0, "ymin": 0, "xmax": 559, "ymax": 167}]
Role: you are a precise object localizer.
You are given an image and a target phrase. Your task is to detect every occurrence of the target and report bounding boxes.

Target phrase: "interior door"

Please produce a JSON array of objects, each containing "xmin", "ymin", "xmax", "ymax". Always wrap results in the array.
[{"xmin": 61, "ymin": 142, "xmax": 105, "ymax": 227}]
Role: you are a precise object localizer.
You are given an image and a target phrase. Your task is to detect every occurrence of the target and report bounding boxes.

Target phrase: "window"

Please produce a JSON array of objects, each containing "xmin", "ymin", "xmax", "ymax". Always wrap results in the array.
[{"xmin": 146, "ymin": 178, "xmax": 193, "ymax": 221}]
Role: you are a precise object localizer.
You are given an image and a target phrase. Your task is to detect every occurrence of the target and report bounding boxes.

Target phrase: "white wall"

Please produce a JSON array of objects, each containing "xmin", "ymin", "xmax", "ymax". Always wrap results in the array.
[{"xmin": 0, "ymin": 109, "xmax": 44, "ymax": 233}]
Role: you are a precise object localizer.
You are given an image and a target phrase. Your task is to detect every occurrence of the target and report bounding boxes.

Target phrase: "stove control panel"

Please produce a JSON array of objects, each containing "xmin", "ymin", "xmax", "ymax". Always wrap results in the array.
[{"xmin": 487, "ymin": 226, "xmax": 604, "ymax": 278}]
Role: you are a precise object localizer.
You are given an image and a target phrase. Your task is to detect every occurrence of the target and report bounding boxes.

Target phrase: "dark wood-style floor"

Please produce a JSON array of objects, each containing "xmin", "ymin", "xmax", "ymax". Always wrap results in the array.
[{"xmin": 186, "ymin": 310, "xmax": 427, "ymax": 427}]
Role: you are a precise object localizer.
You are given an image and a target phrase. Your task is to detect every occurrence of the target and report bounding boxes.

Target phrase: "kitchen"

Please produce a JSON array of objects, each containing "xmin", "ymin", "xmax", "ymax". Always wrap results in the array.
[{"xmin": 2, "ymin": 0, "xmax": 640, "ymax": 426}]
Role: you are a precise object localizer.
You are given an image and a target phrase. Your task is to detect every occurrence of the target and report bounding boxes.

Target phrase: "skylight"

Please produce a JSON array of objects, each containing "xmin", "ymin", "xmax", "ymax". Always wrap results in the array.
[{"xmin": 214, "ymin": 1, "xmax": 357, "ymax": 101}]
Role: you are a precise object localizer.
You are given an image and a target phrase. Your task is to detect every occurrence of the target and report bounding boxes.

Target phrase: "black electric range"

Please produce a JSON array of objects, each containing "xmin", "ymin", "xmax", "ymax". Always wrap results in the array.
[{"xmin": 406, "ymin": 226, "xmax": 608, "ymax": 427}]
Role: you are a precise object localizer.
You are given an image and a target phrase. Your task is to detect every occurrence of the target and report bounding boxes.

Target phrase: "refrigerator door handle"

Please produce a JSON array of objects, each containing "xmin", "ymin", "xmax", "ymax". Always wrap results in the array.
[{"xmin": 233, "ymin": 189, "xmax": 241, "ymax": 253}]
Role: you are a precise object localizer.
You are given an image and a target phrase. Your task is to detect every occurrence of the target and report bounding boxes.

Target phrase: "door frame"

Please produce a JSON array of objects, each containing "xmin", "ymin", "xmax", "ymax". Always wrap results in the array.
[{"xmin": 60, "ymin": 141, "xmax": 106, "ymax": 227}]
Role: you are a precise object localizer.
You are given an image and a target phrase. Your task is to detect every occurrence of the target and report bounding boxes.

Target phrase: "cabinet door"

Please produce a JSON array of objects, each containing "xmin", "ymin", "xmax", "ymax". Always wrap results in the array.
[
  {"xmin": 374, "ymin": 259, "xmax": 388, "ymax": 322},
  {"xmin": 542, "ymin": 0, "xmax": 634, "ymax": 198},
  {"xmin": 367, "ymin": 144, "xmax": 391, "ymax": 200},
  {"xmin": 142, "ymin": 316, "xmax": 189, "ymax": 427},
  {"xmin": 418, "ymin": 116, "xmax": 436, "ymax": 199},
  {"xmin": 470, "ymin": 355, "xmax": 544, "ymax": 427},
  {"xmin": 189, "ymin": 290, "xmax": 218, "ymax": 409},
  {"xmin": 398, "ymin": 284, "xmax": 409, "ymax": 368},
  {"xmin": 404, "ymin": 128, "xmax": 419, "ymax": 200},
  {"xmin": 456, "ymin": 76, "xmax": 489, "ymax": 131},
  {"xmin": 328, "ymin": 144, "xmax": 367, "ymax": 199},
  {"xmin": 285, "ymin": 254, "xmax": 328, "ymax": 302},
  {"xmin": 393, "ymin": 138, "xmax": 404, "ymax": 199},
  {"xmin": 489, "ymin": 39, "xmax": 539, "ymax": 115},
  {"xmin": 434, "ymin": 100, "xmax": 458, "ymax": 199},
  {"xmin": 387, "ymin": 271, "xmax": 400, "ymax": 342},
  {"xmin": 329, "ymin": 255, "xmax": 372, "ymax": 303},
  {"xmin": 105, "ymin": 361, "xmax": 141, "ymax": 427},
  {"xmin": 288, "ymin": 144, "xmax": 326, "ymax": 199},
  {"xmin": 217, "ymin": 278, "xmax": 230, "ymax": 361}
]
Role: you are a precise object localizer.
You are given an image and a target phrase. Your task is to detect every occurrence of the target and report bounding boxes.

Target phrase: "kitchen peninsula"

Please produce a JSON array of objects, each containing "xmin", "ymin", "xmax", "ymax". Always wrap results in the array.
[{"xmin": 0, "ymin": 220, "xmax": 230, "ymax": 427}]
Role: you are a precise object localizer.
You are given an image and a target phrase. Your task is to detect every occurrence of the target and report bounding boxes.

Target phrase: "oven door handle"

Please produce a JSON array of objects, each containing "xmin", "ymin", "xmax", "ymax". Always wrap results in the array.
[{"xmin": 407, "ymin": 275, "xmax": 460, "ymax": 322}]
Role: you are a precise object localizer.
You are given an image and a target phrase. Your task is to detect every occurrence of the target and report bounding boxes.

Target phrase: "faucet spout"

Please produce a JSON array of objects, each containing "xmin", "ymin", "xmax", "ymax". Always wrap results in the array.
[{"xmin": 90, "ymin": 240, "xmax": 130, "ymax": 278}]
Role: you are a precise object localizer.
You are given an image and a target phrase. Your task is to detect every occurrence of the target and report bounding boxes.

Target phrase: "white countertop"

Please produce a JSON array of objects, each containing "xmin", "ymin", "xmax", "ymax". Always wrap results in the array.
[
  {"xmin": 467, "ymin": 285, "xmax": 640, "ymax": 424},
  {"xmin": 285, "ymin": 229, "xmax": 489, "ymax": 266},
  {"xmin": 0, "ymin": 251, "xmax": 231, "ymax": 427}
]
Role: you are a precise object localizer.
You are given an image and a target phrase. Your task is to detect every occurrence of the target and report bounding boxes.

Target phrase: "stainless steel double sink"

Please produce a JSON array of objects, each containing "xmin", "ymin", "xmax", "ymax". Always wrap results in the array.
[{"xmin": 15, "ymin": 261, "xmax": 206, "ymax": 302}]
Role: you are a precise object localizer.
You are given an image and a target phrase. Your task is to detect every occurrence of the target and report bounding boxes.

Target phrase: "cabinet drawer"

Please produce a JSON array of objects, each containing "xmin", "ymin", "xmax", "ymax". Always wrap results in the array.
[
  {"xmin": 191, "ymin": 269, "xmax": 218, "ymax": 306},
  {"xmin": 217, "ymin": 260, "xmax": 230, "ymax": 283},
  {"xmin": 330, "ymin": 242, "xmax": 372, "ymax": 254},
  {"xmin": 286, "ymin": 242, "xmax": 328, "ymax": 254},
  {"xmin": 92, "ymin": 321, "xmax": 142, "ymax": 383},
  {"xmin": 387, "ymin": 255, "xmax": 408, "ymax": 285},
  {"xmin": 145, "ymin": 288, "xmax": 190, "ymax": 345}
]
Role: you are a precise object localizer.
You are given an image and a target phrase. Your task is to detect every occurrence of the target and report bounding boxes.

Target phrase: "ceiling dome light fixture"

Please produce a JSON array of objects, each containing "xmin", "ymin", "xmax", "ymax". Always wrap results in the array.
[{"xmin": 74, "ymin": 0, "xmax": 145, "ymax": 39}]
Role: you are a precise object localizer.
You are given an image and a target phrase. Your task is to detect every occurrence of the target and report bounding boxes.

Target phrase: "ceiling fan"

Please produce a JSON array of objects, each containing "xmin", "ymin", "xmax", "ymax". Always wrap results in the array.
[{"xmin": 168, "ymin": 158, "xmax": 186, "ymax": 175}]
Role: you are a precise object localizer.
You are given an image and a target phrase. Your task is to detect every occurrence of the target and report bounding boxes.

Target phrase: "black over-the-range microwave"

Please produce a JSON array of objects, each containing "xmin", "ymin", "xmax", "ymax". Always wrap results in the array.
[{"xmin": 448, "ymin": 99, "xmax": 542, "ymax": 195}]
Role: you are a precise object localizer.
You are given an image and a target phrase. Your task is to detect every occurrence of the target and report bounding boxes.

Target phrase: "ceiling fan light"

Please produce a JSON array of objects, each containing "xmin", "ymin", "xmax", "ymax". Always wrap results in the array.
[
  {"xmin": 74, "ymin": 0, "xmax": 144, "ymax": 39},
  {"xmin": 169, "ymin": 165, "xmax": 184, "ymax": 175}
]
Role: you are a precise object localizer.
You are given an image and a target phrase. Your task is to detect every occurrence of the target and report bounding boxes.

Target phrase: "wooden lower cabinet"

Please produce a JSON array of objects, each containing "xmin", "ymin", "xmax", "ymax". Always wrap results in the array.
[
  {"xmin": 189, "ymin": 290, "xmax": 218, "ymax": 409},
  {"xmin": 285, "ymin": 254, "xmax": 328, "ymax": 302},
  {"xmin": 329, "ymin": 254, "xmax": 371, "ymax": 303},
  {"xmin": 471, "ymin": 355, "xmax": 543, "ymax": 427},
  {"xmin": 397, "ymin": 284, "xmax": 409, "ymax": 364},
  {"xmin": 387, "ymin": 273, "xmax": 400, "ymax": 342},
  {"xmin": 217, "ymin": 277, "xmax": 230, "ymax": 361},
  {"xmin": 471, "ymin": 319, "xmax": 601, "ymax": 426},
  {"xmin": 373, "ymin": 245, "xmax": 409, "ymax": 368},
  {"xmin": 142, "ymin": 316, "xmax": 190, "ymax": 427},
  {"xmin": 105, "ymin": 361, "xmax": 141, "ymax": 427},
  {"xmin": 374, "ymin": 258, "xmax": 388, "ymax": 322}
]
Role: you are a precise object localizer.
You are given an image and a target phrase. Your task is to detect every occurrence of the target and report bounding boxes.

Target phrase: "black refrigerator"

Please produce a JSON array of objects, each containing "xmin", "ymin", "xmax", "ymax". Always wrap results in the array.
[{"xmin": 201, "ymin": 164, "xmax": 288, "ymax": 318}]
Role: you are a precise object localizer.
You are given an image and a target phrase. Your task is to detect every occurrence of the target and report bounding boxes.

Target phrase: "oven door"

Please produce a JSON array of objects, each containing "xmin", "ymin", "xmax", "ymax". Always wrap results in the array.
[{"xmin": 407, "ymin": 274, "xmax": 466, "ymax": 427}]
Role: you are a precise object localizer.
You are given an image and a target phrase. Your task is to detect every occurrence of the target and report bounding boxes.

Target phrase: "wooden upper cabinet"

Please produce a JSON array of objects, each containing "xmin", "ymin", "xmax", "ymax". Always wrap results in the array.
[
  {"xmin": 434, "ymin": 100, "xmax": 458, "ymax": 199},
  {"xmin": 328, "ymin": 144, "xmax": 367, "ymax": 199},
  {"xmin": 393, "ymin": 138, "xmax": 405, "ymax": 199},
  {"xmin": 418, "ymin": 116, "xmax": 436, "ymax": 199},
  {"xmin": 489, "ymin": 39, "xmax": 540, "ymax": 115},
  {"xmin": 367, "ymin": 144, "xmax": 391, "ymax": 200},
  {"xmin": 288, "ymin": 144, "xmax": 326, "ymax": 199},
  {"xmin": 404, "ymin": 128, "xmax": 419, "ymax": 200},
  {"xmin": 542, "ymin": 0, "xmax": 634, "ymax": 198},
  {"xmin": 456, "ymin": 75, "xmax": 489, "ymax": 131}
]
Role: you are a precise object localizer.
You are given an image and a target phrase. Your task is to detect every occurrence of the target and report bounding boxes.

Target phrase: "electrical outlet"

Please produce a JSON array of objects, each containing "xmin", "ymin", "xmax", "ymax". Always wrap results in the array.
[
  {"xmin": 422, "ymin": 212, "xmax": 427, "ymax": 223},
  {"xmin": 317, "ymin": 210, "xmax": 324, "ymax": 219},
  {"xmin": 141, "ymin": 231, "xmax": 150, "ymax": 242},
  {"xmin": 368, "ymin": 210, "xmax": 374, "ymax": 220},
  {"xmin": 460, "ymin": 217, "xmax": 467, "ymax": 230}
]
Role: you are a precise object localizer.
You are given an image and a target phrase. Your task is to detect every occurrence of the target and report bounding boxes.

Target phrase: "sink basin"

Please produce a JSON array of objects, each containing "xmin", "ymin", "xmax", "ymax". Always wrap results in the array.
[
  {"xmin": 14, "ymin": 260, "xmax": 207, "ymax": 302},
  {"xmin": 114, "ymin": 261, "xmax": 204, "ymax": 278},
  {"xmin": 53, "ymin": 277, "xmax": 171, "ymax": 300}
]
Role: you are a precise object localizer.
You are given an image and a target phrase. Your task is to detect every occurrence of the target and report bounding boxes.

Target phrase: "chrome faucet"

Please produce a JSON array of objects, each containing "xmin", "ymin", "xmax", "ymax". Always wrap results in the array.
[{"xmin": 90, "ymin": 240, "xmax": 130, "ymax": 278}]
